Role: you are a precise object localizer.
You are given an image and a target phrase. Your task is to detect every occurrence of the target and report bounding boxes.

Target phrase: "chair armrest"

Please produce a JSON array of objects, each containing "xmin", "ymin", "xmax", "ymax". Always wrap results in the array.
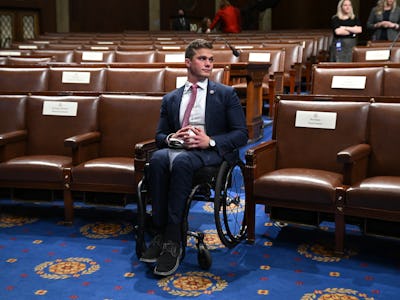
[
  {"xmin": 337, "ymin": 143, "xmax": 371, "ymax": 185},
  {"xmin": 0, "ymin": 130, "xmax": 27, "ymax": 146},
  {"xmin": 134, "ymin": 139, "xmax": 158, "ymax": 185},
  {"xmin": 0, "ymin": 130, "xmax": 27, "ymax": 162},
  {"xmin": 64, "ymin": 131, "xmax": 101, "ymax": 149},
  {"xmin": 245, "ymin": 140, "xmax": 277, "ymax": 180},
  {"xmin": 64, "ymin": 131, "xmax": 101, "ymax": 165}
]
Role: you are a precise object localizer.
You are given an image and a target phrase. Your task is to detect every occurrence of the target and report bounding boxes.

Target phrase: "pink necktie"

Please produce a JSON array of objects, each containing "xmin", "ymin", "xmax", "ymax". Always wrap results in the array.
[{"xmin": 182, "ymin": 84, "xmax": 198, "ymax": 127}]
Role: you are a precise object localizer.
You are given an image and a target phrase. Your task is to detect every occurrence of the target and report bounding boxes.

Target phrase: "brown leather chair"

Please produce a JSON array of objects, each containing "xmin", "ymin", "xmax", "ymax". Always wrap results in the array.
[
  {"xmin": 245, "ymin": 99, "xmax": 370, "ymax": 254},
  {"xmin": 66, "ymin": 94, "xmax": 162, "ymax": 220},
  {"xmin": 155, "ymin": 50, "xmax": 185, "ymax": 63},
  {"xmin": 106, "ymin": 67, "xmax": 165, "ymax": 93},
  {"xmin": 0, "ymin": 95, "xmax": 27, "ymax": 160},
  {"xmin": 0, "ymin": 67, "xmax": 49, "ymax": 92},
  {"xmin": 6, "ymin": 56, "xmax": 53, "ymax": 65},
  {"xmin": 212, "ymin": 49, "xmax": 240, "ymax": 64},
  {"xmin": 114, "ymin": 50, "xmax": 156, "ymax": 63},
  {"xmin": 48, "ymin": 67, "xmax": 107, "ymax": 92},
  {"xmin": 32, "ymin": 50, "xmax": 75, "ymax": 63},
  {"xmin": 311, "ymin": 66, "xmax": 384, "ymax": 96},
  {"xmin": 73, "ymin": 50, "xmax": 115, "ymax": 63},
  {"xmin": 0, "ymin": 95, "xmax": 99, "ymax": 223},
  {"xmin": 383, "ymin": 67, "xmax": 400, "ymax": 96},
  {"xmin": 341, "ymin": 103, "xmax": 400, "ymax": 241}
]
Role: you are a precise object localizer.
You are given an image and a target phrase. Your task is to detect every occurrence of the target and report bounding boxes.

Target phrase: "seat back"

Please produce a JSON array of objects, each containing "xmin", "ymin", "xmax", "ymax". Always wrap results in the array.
[
  {"xmin": 114, "ymin": 50, "xmax": 156, "ymax": 63},
  {"xmin": 155, "ymin": 50, "xmax": 185, "ymax": 63},
  {"xmin": 26, "ymin": 95, "xmax": 99, "ymax": 155},
  {"xmin": 98, "ymin": 95, "xmax": 162, "ymax": 157},
  {"xmin": 106, "ymin": 67, "xmax": 165, "ymax": 93},
  {"xmin": 383, "ymin": 67, "xmax": 400, "ymax": 96},
  {"xmin": 0, "ymin": 67, "xmax": 49, "ymax": 92},
  {"xmin": 274, "ymin": 100, "xmax": 369, "ymax": 172},
  {"xmin": 48, "ymin": 67, "xmax": 107, "ymax": 92},
  {"xmin": 368, "ymin": 103, "xmax": 400, "ymax": 176},
  {"xmin": 0, "ymin": 95, "xmax": 27, "ymax": 133},
  {"xmin": 73, "ymin": 50, "xmax": 115, "ymax": 63},
  {"xmin": 239, "ymin": 48, "xmax": 285, "ymax": 74},
  {"xmin": 32, "ymin": 50, "xmax": 74, "ymax": 62},
  {"xmin": 311, "ymin": 66, "xmax": 384, "ymax": 96},
  {"xmin": 6, "ymin": 56, "xmax": 53, "ymax": 65},
  {"xmin": 212, "ymin": 49, "xmax": 240, "ymax": 63}
]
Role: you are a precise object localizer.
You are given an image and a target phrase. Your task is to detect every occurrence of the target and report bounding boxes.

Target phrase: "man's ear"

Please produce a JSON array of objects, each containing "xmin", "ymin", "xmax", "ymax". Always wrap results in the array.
[{"xmin": 185, "ymin": 57, "xmax": 191, "ymax": 67}]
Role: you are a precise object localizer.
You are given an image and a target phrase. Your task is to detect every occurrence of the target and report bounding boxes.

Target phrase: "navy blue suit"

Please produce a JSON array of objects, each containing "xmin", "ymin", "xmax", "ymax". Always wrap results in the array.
[{"xmin": 149, "ymin": 80, "xmax": 248, "ymax": 238}]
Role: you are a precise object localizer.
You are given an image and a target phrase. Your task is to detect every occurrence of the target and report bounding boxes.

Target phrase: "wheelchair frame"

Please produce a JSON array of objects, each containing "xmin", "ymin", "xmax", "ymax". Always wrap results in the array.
[{"xmin": 135, "ymin": 159, "xmax": 247, "ymax": 270}]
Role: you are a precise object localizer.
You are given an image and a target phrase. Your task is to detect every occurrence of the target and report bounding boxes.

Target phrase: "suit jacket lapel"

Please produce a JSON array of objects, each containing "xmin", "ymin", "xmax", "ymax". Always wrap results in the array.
[{"xmin": 173, "ymin": 86, "xmax": 185, "ymax": 129}]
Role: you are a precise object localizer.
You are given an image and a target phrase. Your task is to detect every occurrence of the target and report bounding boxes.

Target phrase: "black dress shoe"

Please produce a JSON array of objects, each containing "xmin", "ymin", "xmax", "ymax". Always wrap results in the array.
[
  {"xmin": 153, "ymin": 240, "xmax": 182, "ymax": 276},
  {"xmin": 139, "ymin": 234, "xmax": 163, "ymax": 263}
]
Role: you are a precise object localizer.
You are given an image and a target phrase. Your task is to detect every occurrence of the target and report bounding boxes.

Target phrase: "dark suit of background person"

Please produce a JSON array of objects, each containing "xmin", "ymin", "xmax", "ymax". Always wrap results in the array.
[
  {"xmin": 140, "ymin": 39, "xmax": 248, "ymax": 276},
  {"xmin": 330, "ymin": 0, "xmax": 362, "ymax": 62},
  {"xmin": 367, "ymin": 0, "xmax": 400, "ymax": 41},
  {"xmin": 172, "ymin": 8, "xmax": 191, "ymax": 31}
]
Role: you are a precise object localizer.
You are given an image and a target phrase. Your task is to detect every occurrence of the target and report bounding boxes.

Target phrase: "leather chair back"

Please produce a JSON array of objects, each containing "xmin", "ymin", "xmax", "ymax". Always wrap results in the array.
[
  {"xmin": 274, "ymin": 100, "xmax": 369, "ymax": 172},
  {"xmin": 0, "ymin": 95, "xmax": 27, "ymax": 132},
  {"xmin": 114, "ymin": 50, "xmax": 156, "ymax": 63},
  {"xmin": 73, "ymin": 50, "xmax": 115, "ymax": 63},
  {"xmin": 48, "ymin": 67, "xmax": 107, "ymax": 92},
  {"xmin": 312, "ymin": 66, "xmax": 384, "ymax": 96},
  {"xmin": 368, "ymin": 103, "xmax": 400, "ymax": 176},
  {"xmin": 383, "ymin": 67, "xmax": 400, "ymax": 96},
  {"xmin": 0, "ymin": 67, "xmax": 49, "ymax": 92},
  {"xmin": 26, "ymin": 95, "xmax": 99, "ymax": 155},
  {"xmin": 106, "ymin": 68, "xmax": 165, "ymax": 93},
  {"xmin": 98, "ymin": 95, "xmax": 162, "ymax": 157}
]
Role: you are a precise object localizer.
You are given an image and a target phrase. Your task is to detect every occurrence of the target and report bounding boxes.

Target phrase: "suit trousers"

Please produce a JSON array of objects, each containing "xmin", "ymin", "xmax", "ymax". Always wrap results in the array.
[{"xmin": 148, "ymin": 148, "xmax": 223, "ymax": 232}]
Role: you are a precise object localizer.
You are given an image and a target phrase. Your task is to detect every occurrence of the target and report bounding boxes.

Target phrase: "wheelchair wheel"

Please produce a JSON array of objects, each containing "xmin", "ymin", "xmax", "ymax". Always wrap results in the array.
[{"xmin": 214, "ymin": 160, "xmax": 247, "ymax": 248}]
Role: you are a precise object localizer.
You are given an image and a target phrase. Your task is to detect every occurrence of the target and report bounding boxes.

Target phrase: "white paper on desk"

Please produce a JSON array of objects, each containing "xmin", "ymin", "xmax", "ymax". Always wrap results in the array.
[
  {"xmin": 82, "ymin": 51, "xmax": 103, "ymax": 61},
  {"xmin": 176, "ymin": 76, "xmax": 187, "ymax": 88},
  {"xmin": 365, "ymin": 50, "xmax": 390, "ymax": 61},
  {"xmin": 62, "ymin": 71, "xmax": 91, "ymax": 84},
  {"xmin": 249, "ymin": 52, "xmax": 271, "ymax": 62},
  {"xmin": 331, "ymin": 76, "xmax": 366, "ymax": 89},
  {"xmin": 295, "ymin": 110, "xmax": 337, "ymax": 130},
  {"xmin": 164, "ymin": 53, "xmax": 185, "ymax": 62},
  {"xmin": 42, "ymin": 101, "xmax": 78, "ymax": 116}
]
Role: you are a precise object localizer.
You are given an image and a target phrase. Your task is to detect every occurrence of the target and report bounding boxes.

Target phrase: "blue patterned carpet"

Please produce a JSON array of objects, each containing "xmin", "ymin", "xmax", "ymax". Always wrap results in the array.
[{"xmin": 0, "ymin": 120, "xmax": 399, "ymax": 299}]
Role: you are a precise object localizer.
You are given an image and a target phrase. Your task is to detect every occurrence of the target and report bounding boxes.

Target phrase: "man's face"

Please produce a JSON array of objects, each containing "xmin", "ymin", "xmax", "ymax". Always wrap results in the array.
[
  {"xmin": 178, "ymin": 9, "xmax": 184, "ymax": 16},
  {"xmin": 186, "ymin": 48, "xmax": 214, "ymax": 81}
]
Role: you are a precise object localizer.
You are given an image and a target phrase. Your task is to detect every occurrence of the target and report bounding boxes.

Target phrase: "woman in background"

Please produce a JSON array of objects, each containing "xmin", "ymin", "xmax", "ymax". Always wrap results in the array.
[
  {"xmin": 330, "ymin": 0, "xmax": 362, "ymax": 62},
  {"xmin": 209, "ymin": 0, "xmax": 241, "ymax": 33},
  {"xmin": 367, "ymin": 0, "xmax": 400, "ymax": 41}
]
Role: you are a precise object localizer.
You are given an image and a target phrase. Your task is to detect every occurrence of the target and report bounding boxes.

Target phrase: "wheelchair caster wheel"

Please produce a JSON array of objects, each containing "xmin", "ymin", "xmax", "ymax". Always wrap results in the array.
[{"xmin": 197, "ymin": 243, "xmax": 212, "ymax": 270}]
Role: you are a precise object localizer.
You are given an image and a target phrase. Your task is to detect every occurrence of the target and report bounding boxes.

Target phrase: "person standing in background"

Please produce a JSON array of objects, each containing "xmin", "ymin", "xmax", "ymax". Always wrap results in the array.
[
  {"xmin": 172, "ymin": 8, "xmax": 190, "ymax": 31},
  {"xmin": 367, "ymin": 0, "xmax": 400, "ymax": 41},
  {"xmin": 209, "ymin": 0, "xmax": 241, "ymax": 33},
  {"xmin": 330, "ymin": 0, "xmax": 362, "ymax": 62}
]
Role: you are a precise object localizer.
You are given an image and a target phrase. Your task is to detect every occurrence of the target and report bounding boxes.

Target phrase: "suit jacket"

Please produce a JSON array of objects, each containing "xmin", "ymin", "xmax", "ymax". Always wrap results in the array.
[
  {"xmin": 155, "ymin": 80, "xmax": 248, "ymax": 164},
  {"xmin": 367, "ymin": 6, "xmax": 400, "ymax": 41}
]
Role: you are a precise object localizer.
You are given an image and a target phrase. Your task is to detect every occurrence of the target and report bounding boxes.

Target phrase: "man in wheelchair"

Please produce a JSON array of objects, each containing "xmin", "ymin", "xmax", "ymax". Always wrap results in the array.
[{"xmin": 139, "ymin": 39, "xmax": 248, "ymax": 276}]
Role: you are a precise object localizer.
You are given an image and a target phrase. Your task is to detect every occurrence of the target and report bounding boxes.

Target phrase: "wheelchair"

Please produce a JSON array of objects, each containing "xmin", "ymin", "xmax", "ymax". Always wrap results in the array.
[{"xmin": 135, "ymin": 158, "xmax": 247, "ymax": 270}]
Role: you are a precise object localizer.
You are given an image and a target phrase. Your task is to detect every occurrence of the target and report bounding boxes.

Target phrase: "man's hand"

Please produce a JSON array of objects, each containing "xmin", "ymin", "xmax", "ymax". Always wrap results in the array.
[{"xmin": 181, "ymin": 126, "xmax": 211, "ymax": 149}]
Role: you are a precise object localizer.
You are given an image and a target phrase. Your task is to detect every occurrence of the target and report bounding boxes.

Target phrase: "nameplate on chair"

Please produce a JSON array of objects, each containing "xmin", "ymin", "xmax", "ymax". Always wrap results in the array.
[
  {"xmin": 82, "ymin": 51, "xmax": 104, "ymax": 61},
  {"xmin": 249, "ymin": 52, "xmax": 271, "ymax": 62},
  {"xmin": 295, "ymin": 110, "xmax": 337, "ymax": 130},
  {"xmin": 42, "ymin": 101, "xmax": 78, "ymax": 116},
  {"xmin": 331, "ymin": 76, "xmax": 366, "ymax": 89},
  {"xmin": 96, "ymin": 41, "xmax": 114, "ymax": 45},
  {"xmin": 62, "ymin": 71, "xmax": 91, "ymax": 84},
  {"xmin": 0, "ymin": 51, "xmax": 21, "ymax": 56},
  {"xmin": 164, "ymin": 53, "xmax": 185, "ymax": 62},
  {"xmin": 90, "ymin": 46, "xmax": 110, "ymax": 50},
  {"xmin": 18, "ymin": 45, "xmax": 38, "ymax": 49},
  {"xmin": 365, "ymin": 49, "xmax": 390, "ymax": 61},
  {"xmin": 33, "ymin": 41, "xmax": 50, "ymax": 44},
  {"xmin": 236, "ymin": 45, "xmax": 254, "ymax": 49},
  {"xmin": 176, "ymin": 76, "xmax": 187, "ymax": 88},
  {"xmin": 162, "ymin": 46, "xmax": 181, "ymax": 50}
]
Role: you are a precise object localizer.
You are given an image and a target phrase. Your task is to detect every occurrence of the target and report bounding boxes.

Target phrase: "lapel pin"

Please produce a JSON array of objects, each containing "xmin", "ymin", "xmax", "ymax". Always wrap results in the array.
[{"xmin": 209, "ymin": 90, "xmax": 215, "ymax": 95}]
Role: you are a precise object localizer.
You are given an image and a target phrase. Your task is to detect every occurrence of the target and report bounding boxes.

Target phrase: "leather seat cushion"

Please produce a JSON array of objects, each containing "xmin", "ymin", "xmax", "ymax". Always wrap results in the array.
[
  {"xmin": 71, "ymin": 157, "xmax": 135, "ymax": 187},
  {"xmin": 254, "ymin": 168, "xmax": 343, "ymax": 204},
  {"xmin": 0, "ymin": 155, "xmax": 71, "ymax": 182},
  {"xmin": 347, "ymin": 176, "xmax": 400, "ymax": 211}
]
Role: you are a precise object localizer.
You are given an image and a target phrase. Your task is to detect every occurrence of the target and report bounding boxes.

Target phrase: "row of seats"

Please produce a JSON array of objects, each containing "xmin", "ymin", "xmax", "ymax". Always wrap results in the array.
[
  {"xmin": 0, "ymin": 65, "xmax": 227, "ymax": 94},
  {"xmin": 245, "ymin": 97, "xmax": 400, "ymax": 254},
  {"xmin": 0, "ymin": 94, "xmax": 162, "ymax": 223}
]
